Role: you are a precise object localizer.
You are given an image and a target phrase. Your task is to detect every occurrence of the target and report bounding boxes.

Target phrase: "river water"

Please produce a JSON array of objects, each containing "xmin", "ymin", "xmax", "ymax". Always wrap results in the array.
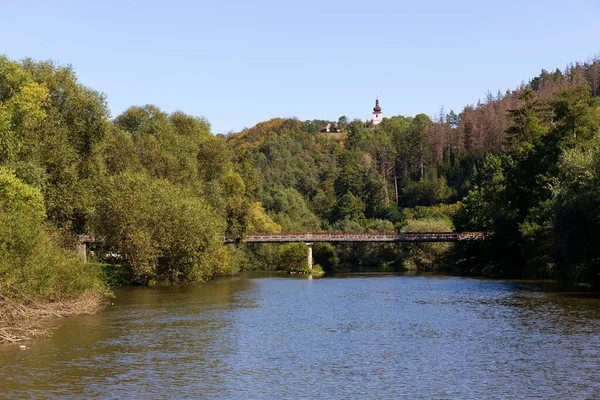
[{"xmin": 1, "ymin": 272, "xmax": 599, "ymax": 399}]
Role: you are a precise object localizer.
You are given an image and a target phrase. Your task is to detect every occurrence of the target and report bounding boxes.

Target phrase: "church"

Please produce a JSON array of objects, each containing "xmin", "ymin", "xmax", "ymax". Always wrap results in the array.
[{"xmin": 372, "ymin": 99, "xmax": 383, "ymax": 126}]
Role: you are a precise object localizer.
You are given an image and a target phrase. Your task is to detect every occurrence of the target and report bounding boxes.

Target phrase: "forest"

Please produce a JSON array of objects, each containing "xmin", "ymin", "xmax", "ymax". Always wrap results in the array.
[{"xmin": 1, "ymin": 55, "xmax": 600, "ymax": 339}]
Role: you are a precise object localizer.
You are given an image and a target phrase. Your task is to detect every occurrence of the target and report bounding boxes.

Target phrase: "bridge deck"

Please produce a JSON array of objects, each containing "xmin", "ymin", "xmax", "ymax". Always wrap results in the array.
[
  {"xmin": 225, "ymin": 232, "xmax": 485, "ymax": 243},
  {"xmin": 79, "ymin": 232, "xmax": 486, "ymax": 245}
]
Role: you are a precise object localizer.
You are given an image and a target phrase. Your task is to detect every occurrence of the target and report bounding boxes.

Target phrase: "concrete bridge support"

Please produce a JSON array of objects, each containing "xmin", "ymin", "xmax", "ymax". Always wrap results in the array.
[
  {"xmin": 306, "ymin": 242, "xmax": 313, "ymax": 271},
  {"xmin": 77, "ymin": 241, "xmax": 87, "ymax": 262}
]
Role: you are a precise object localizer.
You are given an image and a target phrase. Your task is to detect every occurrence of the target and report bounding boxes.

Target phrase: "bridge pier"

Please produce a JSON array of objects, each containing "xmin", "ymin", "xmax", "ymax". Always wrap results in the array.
[
  {"xmin": 77, "ymin": 241, "xmax": 88, "ymax": 262},
  {"xmin": 306, "ymin": 242, "xmax": 313, "ymax": 271}
]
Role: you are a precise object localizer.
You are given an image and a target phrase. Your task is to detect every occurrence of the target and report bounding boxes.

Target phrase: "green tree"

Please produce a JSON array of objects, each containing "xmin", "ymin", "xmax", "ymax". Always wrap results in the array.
[
  {"xmin": 347, "ymin": 120, "xmax": 366, "ymax": 149},
  {"xmin": 262, "ymin": 187, "xmax": 321, "ymax": 231},
  {"xmin": 551, "ymin": 134, "xmax": 600, "ymax": 284},
  {"xmin": 0, "ymin": 167, "xmax": 104, "ymax": 301},
  {"xmin": 552, "ymin": 80, "xmax": 598, "ymax": 140},
  {"xmin": 336, "ymin": 191, "xmax": 366, "ymax": 222},
  {"xmin": 92, "ymin": 173, "xmax": 231, "ymax": 284},
  {"xmin": 406, "ymin": 114, "xmax": 431, "ymax": 178},
  {"xmin": 506, "ymin": 87, "xmax": 548, "ymax": 149}
]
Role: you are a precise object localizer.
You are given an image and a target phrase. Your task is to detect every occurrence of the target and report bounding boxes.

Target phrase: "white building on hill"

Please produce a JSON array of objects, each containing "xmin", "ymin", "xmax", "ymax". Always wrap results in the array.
[{"xmin": 372, "ymin": 99, "xmax": 383, "ymax": 126}]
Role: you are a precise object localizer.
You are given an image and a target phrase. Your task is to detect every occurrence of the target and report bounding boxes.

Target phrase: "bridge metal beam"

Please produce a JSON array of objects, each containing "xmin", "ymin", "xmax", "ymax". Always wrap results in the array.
[
  {"xmin": 78, "ymin": 232, "xmax": 487, "ymax": 261},
  {"xmin": 225, "ymin": 232, "xmax": 486, "ymax": 244}
]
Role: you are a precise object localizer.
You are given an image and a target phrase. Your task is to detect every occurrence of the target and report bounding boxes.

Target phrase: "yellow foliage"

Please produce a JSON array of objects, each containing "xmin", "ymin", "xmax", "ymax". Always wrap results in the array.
[
  {"xmin": 0, "ymin": 167, "xmax": 45, "ymax": 220},
  {"xmin": 227, "ymin": 118, "xmax": 303, "ymax": 156},
  {"xmin": 247, "ymin": 202, "xmax": 281, "ymax": 233}
]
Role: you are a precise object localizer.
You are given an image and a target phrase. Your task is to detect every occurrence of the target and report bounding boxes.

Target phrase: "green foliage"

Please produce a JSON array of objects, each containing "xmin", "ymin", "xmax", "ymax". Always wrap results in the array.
[
  {"xmin": 92, "ymin": 173, "xmax": 232, "ymax": 284},
  {"xmin": 552, "ymin": 80, "xmax": 598, "ymax": 140},
  {"xmin": 278, "ymin": 243, "xmax": 309, "ymax": 271},
  {"xmin": 346, "ymin": 120, "xmax": 366, "ymax": 148},
  {"xmin": 311, "ymin": 264, "xmax": 325, "ymax": 277},
  {"xmin": 197, "ymin": 135, "xmax": 232, "ymax": 182},
  {"xmin": 0, "ymin": 167, "xmax": 46, "ymax": 277},
  {"xmin": 0, "ymin": 57, "xmax": 254, "ymax": 290},
  {"xmin": 240, "ymin": 243, "xmax": 280, "ymax": 271},
  {"xmin": 0, "ymin": 166, "xmax": 45, "ymax": 219},
  {"xmin": 5, "ymin": 52, "xmax": 600, "ymax": 295},
  {"xmin": 453, "ymin": 154, "xmax": 508, "ymax": 231},
  {"xmin": 405, "ymin": 203, "xmax": 460, "ymax": 221},
  {"xmin": 550, "ymin": 133, "xmax": 600, "ymax": 285},
  {"xmin": 100, "ymin": 263, "xmax": 131, "ymax": 287},
  {"xmin": 335, "ymin": 191, "xmax": 366, "ymax": 222},
  {"xmin": 0, "ymin": 168, "xmax": 105, "ymax": 301},
  {"xmin": 400, "ymin": 214, "xmax": 453, "ymax": 271},
  {"xmin": 262, "ymin": 187, "xmax": 321, "ymax": 231},
  {"xmin": 400, "ymin": 173, "xmax": 455, "ymax": 207},
  {"xmin": 506, "ymin": 87, "xmax": 548, "ymax": 148},
  {"xmin": 313, "ymin": 242, "xmax": 339, "ymax": 271},
  {"xmin": 327, "ymin": 218, "xmax": 398, "ymax": 268},
  {"xmin": 240, "ymin": 242, "xmax": 309, "ymax": 272},
  {"xmin": 454, "ymin": 79, "xmax": 600, "ymax": 282}
]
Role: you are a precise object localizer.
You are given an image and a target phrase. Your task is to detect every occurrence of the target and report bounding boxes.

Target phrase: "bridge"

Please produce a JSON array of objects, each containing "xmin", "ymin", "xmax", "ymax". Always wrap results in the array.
[
  {"xmin": 224, "ymin": 232, "xmax": 485, "ymax": 244},
  {"xmin": 224, "ymin": 232, "xmax": 486, "ymax": 271},
  {"xmin": 79, "ymin": 231, "xmax": 485, "ymax": 270}
]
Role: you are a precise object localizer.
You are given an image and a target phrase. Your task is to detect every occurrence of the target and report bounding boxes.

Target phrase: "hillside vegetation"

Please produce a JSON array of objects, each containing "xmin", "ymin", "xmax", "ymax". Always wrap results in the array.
[{"xmin": 2, "ymin": 54, "xmax": 600, "ymax": 340}]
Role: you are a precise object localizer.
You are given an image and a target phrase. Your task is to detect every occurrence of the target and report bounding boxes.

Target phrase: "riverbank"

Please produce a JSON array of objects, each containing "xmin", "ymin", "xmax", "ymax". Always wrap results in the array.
[{"xmin": 0, "ymin": 290, "xmax": 107, "ymax": 343}]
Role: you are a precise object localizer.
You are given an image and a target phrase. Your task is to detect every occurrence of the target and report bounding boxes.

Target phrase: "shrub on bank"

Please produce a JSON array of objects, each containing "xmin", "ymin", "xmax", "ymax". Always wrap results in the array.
[
  {"xmin": 311, "ymin": 264, "xmax": 325, "ymax": 277},
  {"xmin": 401, "ymin": 216, "xmax": 453, "ymax": 271},
  {"xmin": 92, "ymin": 172, "xmax": 236, "ymax": 284},
  {"xmin": 0, "ymin": 168, "xmax": 107, "ymax": 342},
  {"xmin": 0, "ymin": 167, "xmax": 106, "ymax": 302}
]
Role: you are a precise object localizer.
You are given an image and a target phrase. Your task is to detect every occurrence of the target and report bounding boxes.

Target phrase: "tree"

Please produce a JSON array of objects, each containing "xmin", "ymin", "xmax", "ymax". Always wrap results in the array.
[
  {"xmin": 0, "ymin": 167, "xmax": 104, "ymax": 302},
  {"xmin": 92, "ymin": 172, "xmax": 231, "ymax": 284},
  {"xmin": 336, "ymin": 191, "xmax": 366, "ymax": 222},
  {"xmin": 550, "ymin": 123, "xmax": 600, "ymax": 284},
  {"xmin": 506, "ymin": 87, "xmax": 548, "ymax": 149},
  {"xmin": 552, "ymin": 81, "xmax": 598, "ymax": 140},
  {"xmin": 347, "ymin": 119, "xmax": 366, "ymax": 149},
  {"xmin": 406, "ymin": 114, "xmax": 431, "ymax": 178},
  {"xmin": 262, "ymin": 187, "xmax": 321, "ymax": 231}
]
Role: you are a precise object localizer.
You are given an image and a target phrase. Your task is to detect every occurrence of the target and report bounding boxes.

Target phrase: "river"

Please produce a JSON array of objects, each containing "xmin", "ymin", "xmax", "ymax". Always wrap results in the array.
[{"xmin": 1, "ymin": 272, "xmax": 599, "ymax": 399}]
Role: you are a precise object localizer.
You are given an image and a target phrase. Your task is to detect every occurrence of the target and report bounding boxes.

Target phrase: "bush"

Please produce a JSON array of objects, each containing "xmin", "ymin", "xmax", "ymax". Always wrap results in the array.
[
  {"xmin": 0, "ymin": 168, "xmax": 105, "ymax": 302},
  {"xmin": 401, "ymin": 216, "xmax": 453, "ymax": 271},
  {"xmin": 278, "ymin": 243, "xmax": 308, "ymax": 271},
  {"xmin": 311, "ymin": 264, "xmax": 325, "ymax": 277},
  {"xmin": 314, "ymin": 243, "xmax": 339, "ymax": 271},
  {"xmin": 400, "ymin": 175, "xmax": 455, "ymax": 207},
  {"xmin": 92, "ymin": 172, "xmax": 234, "ymax": 284}
]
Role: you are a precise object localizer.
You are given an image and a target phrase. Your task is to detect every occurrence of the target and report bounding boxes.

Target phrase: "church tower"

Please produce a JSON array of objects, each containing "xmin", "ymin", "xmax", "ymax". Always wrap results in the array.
[{"xmin": 372, "ymin": 99, "xmax": 382, "ymax": 126}]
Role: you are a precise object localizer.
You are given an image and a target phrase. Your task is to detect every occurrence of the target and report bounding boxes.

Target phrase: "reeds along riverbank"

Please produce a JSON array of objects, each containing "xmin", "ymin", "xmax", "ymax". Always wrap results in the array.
[{"xmin": 0, "ymin": 290, "xmax": 106, "ymax": 343}]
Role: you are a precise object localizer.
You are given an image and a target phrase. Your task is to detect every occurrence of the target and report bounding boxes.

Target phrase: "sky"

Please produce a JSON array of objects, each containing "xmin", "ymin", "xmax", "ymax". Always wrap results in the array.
[{"xmin": 2, "ymin": 0, "xmax": 600, "ymax": 133}]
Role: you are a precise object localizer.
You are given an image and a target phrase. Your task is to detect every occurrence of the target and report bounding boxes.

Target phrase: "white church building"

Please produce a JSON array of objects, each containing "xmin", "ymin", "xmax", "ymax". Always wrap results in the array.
[{"xmin": 372, "ymin": 99, "xmax": 383, "ymax": 126}]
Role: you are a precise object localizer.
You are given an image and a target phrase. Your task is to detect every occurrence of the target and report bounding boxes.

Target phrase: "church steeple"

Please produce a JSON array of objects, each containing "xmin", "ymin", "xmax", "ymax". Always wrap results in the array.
[
  {"xmin": 373, "ymin": 99, "xmax": 381, "ymax": 113},
  {"xmin": 372, "ymin": 98, "xmax": 382, "ymax": 126}
]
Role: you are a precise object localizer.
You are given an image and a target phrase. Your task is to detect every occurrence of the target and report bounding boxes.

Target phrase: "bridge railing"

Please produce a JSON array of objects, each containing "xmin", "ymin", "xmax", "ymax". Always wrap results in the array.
[
  {"xmin": 79, "ymin": 232, "xmax": 487, "ymax": 245},
  {"xmin": 225, "ymin": 232, "xmax": 486, "ymax": 243}
]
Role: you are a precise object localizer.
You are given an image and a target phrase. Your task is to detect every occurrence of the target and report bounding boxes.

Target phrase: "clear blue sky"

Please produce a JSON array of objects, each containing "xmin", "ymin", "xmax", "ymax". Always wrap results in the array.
[{"xmin": 2, "ymin": 0, "xmax": 600, "ymax": 133}]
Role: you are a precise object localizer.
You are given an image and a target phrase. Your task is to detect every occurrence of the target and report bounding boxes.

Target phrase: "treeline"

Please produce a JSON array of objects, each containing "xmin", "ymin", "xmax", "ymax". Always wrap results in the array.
[
  {"xmin": 453, "ymin": 68, "xmax": 600, "ymax": 285},
  {"xmin": 2, "ymin": 54, "xmax": 600, "ymax": 297},
  {"xmin": 0, "ymin": 56, "xmax": 269, "ymax": 298},
  {"xmin": 227, "ymin": 58, "xmax": 600, "ymax": 280}
]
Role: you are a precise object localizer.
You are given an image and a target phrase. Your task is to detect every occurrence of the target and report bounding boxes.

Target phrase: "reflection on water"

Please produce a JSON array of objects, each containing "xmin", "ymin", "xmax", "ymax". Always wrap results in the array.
[{"xmin": 1, "ymin": 273, "xmax": 599, "ymax": 399}]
